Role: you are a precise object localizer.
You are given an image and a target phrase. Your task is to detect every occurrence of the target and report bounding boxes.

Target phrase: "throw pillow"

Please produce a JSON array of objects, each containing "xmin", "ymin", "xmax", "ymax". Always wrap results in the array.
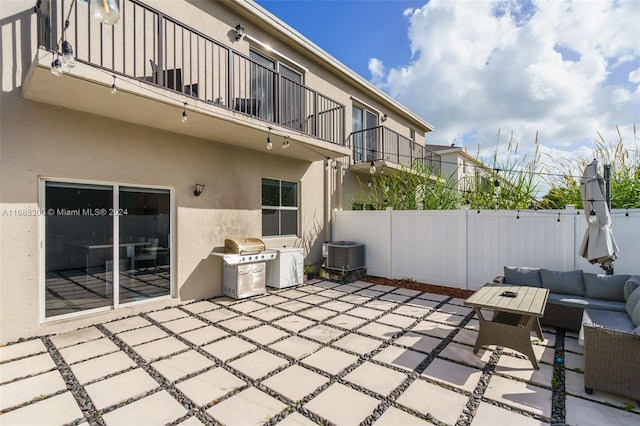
[
  {"xmin": 584, "ymin": 273, "xmax": 630, "ymax": 302},
  {"xmin": 504, "ymin": 266, "xmax": 541, "ymax": 287},
  {"xmin": 540, "ymin": 269, "xmax": 585, "ymax": 296},
  {"xmin": 623, "ymin": 276, "xmax": 640, "ymax": 301},
  {"xmin": 627, "ymin": 286, "xmax": 640, "ymax": 318}
]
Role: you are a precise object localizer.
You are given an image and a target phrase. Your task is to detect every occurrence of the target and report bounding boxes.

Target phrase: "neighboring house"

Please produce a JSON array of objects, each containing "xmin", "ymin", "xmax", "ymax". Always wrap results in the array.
[
  {"xmin": 425, "ymin": 144, "xmax": 493, "ymax": 195},
  {"xmin": 0, "ymin": 0, "xmax": 432, "ymax": 342}
]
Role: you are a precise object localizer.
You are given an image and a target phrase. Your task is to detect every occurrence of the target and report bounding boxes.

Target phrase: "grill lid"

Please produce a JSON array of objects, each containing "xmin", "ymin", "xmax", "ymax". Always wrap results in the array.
[{"xmin": 225, "ymin": 238, "xmax": 265, "ymax": 255}]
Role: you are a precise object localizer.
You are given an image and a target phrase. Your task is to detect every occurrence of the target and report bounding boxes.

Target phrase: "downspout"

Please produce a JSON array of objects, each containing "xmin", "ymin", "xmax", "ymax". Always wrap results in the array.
[{"xmin": 324, "ymin": 159, "xmax": 331, "ymax": 244}]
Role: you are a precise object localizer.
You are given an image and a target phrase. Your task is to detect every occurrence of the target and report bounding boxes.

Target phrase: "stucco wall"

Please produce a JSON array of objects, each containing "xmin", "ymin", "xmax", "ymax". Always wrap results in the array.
[{"xmin": 0, "ymin": 88, "xmax": 326, "ymax": 343}]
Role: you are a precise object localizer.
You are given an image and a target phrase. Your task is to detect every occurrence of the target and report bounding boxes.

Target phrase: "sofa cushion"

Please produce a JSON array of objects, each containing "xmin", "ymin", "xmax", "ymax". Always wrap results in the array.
[
  {"xmin": 626, "ymin": 286, "xmax": 640, "ymax": 318},
  {"xmin": 504, "ymin": 266, "xmax": 541, "ymax": 287},
  {"xmin": 547, "ymin": 293, "xmax": 626, "ymax": 312},
  {"xmin": 633, "ymin": 299, "xmax": 640, "ymax": 327},
  {"xmin": 579, "ymin": 308, "xmax": 636, "ymax": 345},
  {"xmin": 584, "ymin": 273, "xmax": 630, "ymax": 302},
  {"xmin": 634, "ymin": 326, "xmax": 640, "ymax": 337},
  {"xmin": 540, "ymin": 269, "xmax": 585, "ymax": 296},
  {"xmin": 623, "ymin": 276, "xmax": 640, "ymax": 301}
]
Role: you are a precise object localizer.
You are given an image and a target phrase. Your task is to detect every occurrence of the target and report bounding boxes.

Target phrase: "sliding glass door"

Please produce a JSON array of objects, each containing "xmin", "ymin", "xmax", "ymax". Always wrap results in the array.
[
  {"xmin": 118, "ymin": 187, "xmax": 171, "ymax": 304},
  {"xmin": 44, "ymin": 181, "xmax": 171, "ymax": 319}
]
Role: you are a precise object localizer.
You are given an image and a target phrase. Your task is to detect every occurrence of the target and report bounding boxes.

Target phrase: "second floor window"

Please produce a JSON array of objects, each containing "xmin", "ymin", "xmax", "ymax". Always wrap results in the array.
[{"xmin": 262, "ymin": 178, "xmax": 298, "ymax": 237}]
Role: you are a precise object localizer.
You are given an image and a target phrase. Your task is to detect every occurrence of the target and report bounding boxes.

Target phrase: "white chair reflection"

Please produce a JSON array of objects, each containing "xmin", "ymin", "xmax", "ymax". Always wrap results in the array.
[{"xmin": 135, "ymin": 238, "xmax": 159, "ymax": 270}]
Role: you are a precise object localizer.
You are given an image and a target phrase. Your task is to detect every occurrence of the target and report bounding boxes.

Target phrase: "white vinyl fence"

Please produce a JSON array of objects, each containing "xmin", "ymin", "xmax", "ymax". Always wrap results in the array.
[{"xmin": 332, "ymin": 207, "xmax": 640, "ymax": 291}]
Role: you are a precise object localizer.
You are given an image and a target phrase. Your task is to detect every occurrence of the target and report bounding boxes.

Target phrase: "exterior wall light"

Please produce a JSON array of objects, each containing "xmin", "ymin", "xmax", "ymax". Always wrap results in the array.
[
  {"xmin": 235, "ymin": 24, "xmax": 245, "ymax": 41},
  {"xmin": 381, "ymin": 113, "xmax": 388, "ymax": 122},
  {"xmin": 194, "ymin": 183, "xmax": 205, "ymax": 197}
]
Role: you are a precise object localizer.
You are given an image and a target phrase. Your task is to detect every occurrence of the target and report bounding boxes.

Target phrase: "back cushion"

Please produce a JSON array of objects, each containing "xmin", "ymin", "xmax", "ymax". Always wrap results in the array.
[
  {"xmin": 633, "ymin": 301, "xmax": 640, "ymax": 327},
  {"xmin": 626, "ymin": 286, "xmax": 640, "ymax": 318},
  {"xmin": 623, "ymin": 276, "xmax": 640, "ymax": 301},
  {"xmin": 504, "ymin": 266, "xmax": 541, "ymax": 287},
  {"xmin": 584, "ymin": 273, "xmax": 630, "ymax": 302},
  {"xmin": 540, "ymin": 269, "xmax": 585, "ymax": 296}
]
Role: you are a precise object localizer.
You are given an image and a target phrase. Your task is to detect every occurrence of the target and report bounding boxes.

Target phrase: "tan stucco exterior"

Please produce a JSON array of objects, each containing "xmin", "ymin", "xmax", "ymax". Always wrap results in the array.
[{"xmin": 1, "ymin": 0, "xmax": 432, "ymax": 343}]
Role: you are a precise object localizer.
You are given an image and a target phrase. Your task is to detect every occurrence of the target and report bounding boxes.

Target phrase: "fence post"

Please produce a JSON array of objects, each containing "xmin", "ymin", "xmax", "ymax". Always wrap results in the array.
[
  {"xmin": 387, "ymin": 207, "xmax": 393, "ymax": 279},
  {"xmin": 462, "ymin": 207, "xmax": 469, "ymax": 290}
]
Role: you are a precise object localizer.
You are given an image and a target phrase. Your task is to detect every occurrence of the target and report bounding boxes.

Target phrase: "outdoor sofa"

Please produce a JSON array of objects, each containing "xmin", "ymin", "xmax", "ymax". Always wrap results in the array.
[{"xmin": 493, "ymin": 266, "xmax": 640, "ymax": 399}]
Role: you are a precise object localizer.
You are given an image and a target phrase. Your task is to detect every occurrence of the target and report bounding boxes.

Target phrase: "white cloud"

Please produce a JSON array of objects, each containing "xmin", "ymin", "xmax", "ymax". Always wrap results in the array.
[
  {"xmin": 371, "ymin": 0, "xmax": 640, "ymax": 188},
  {"xmin": 368, "ymin": 58, "xmax": 385, "ymax": 85},
  {"xmin": 630, "ymin": 67, "xmax": 640, "ymax": 84}
]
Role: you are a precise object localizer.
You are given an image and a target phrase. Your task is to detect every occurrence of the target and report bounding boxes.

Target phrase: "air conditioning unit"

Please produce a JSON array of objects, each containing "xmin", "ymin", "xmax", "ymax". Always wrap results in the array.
[{"xmin": 323, "ymin": 241, "xmax": 365, "ymax": 271}]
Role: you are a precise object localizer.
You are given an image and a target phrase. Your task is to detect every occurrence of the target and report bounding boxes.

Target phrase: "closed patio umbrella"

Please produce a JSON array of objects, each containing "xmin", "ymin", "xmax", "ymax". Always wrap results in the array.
[{"xmin": 578, "ymin": 159, "xmax": 619, "ymax": 274}]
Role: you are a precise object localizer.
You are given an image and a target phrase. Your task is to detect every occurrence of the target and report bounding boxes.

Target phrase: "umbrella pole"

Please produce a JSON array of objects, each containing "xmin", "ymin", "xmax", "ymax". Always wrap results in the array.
[
  {"xmin": 604, "ymin": 164, "xmax": 614, "ymax": 275},
  {"xmin": 604, "ymin": 164, "xmax": 611, "ymax": 210}
]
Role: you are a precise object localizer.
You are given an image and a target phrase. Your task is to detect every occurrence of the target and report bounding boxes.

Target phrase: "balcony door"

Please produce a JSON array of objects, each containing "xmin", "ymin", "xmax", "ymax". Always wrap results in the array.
[
  {"xmin": 279, "ymin": 64, "xmax": 304, "ymax": 131},
  {"xmin": 250, "ymin": 51, "xmax": 276, "ymax": 122},
  {"xmin": 43, "ymin": 181, "xmax": 171, "ymax": 319},
  {"xmin": 352, "ymin": 105, "xmax": 379, "ymax": 162}
]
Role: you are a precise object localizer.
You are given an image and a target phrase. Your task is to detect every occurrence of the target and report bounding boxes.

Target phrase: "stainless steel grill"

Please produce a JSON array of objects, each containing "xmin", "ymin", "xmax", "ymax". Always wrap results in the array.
[{"xmin": 220, "ymin": 238, "xmax": 276, "ymax": 299}]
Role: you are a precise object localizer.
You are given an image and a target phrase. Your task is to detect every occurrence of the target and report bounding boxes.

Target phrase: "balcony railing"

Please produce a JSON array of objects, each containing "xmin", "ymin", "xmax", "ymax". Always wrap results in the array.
[
  {"xmin": 37, "ymin": 0, "xmax": 345, "ymax": 145},
  {"xmin": 348, "ymin": 126, "xmax": 441, "ymax": 175}
]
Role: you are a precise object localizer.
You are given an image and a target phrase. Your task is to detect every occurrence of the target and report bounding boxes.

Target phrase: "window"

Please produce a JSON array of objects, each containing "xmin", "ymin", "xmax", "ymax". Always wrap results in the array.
[{"xmin": 262, "ymin": 178, "xmax": 298, "ymax": 236}]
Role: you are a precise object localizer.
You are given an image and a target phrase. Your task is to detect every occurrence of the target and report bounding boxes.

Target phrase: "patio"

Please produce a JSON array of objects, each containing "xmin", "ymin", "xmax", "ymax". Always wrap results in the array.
[{"xmin": 1, "ymin": 279, "xmax": 638, "ymax": 426}]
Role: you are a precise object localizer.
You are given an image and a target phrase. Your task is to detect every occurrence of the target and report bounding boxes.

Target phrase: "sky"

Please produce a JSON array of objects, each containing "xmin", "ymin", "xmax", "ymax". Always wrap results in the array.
[{"xmin": 256, "ymin": 0, "xmax": 640, "ymax": 192}]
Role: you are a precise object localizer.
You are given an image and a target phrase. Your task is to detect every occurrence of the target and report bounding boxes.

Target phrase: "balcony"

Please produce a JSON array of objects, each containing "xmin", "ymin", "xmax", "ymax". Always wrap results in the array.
[
  {"xmin": 26, "ymin": 0, "xmax": 349, "ymax": 161},
  {"xmin": 347, "ymin": 126, "xmax": 441, "ymax": 176}
]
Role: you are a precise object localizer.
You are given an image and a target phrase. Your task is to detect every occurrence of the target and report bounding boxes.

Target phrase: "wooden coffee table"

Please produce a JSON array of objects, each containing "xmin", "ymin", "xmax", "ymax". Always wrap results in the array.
[{"xmin": 464, "ymin": 284, "xmax": 549, "ymax": 369}]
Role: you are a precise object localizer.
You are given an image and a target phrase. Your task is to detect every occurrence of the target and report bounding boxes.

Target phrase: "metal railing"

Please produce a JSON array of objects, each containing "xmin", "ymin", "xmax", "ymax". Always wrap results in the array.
[
  {"xmin": 348, "ymin": 126, "xmax": 441, "ymax": 175},
  {"xmin": 38, "ymin": 0, "xmax": 345, "ymax": 145}
]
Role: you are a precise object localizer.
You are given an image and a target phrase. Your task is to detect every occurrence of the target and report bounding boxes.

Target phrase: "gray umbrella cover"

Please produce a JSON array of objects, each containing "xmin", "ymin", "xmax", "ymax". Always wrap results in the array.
[{"xmin": 578, "ymin": 159, "xmax": 619, "ymax": 269}]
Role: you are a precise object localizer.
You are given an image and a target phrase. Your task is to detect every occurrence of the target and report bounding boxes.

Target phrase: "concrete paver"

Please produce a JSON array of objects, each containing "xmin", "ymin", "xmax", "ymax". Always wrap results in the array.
[
  {"xmin": 0, "ymin": 353, "xmax": 56, "ymax": 383},
  {"xmin": 262, "ymin": 365, "xmax": 329, "ymax": 401},
  {"xmin": 0, "ymin": 391, "xmax": 83, "ymax": 425},
  {"xmin": 2, "ymin": 279, "xmax": 637, "ymax": 426},
  {"xmin": 101, "ymin": 390, "xmax": 187, "ymax": 425},
  {"xmin": 206, "ymin": 387, "xmax": 285, "ymax": 426},
  {"xmin": 304, "ymin": 383, "xmax": 380, "ymax": 425},
  {"xmin": 84, "ymin": 368, "xmax": 159, "ymax": 409},
  {"xmin": 69, "ymin": 350, "xmax": 136, "ymax": 384},
  {"xmin": 175, "ymin": 367, "xmax": 246, "ymax": 406},
  {"xmin": 397, "ymin": 379, "xmax": 469, "ymax": 425}
]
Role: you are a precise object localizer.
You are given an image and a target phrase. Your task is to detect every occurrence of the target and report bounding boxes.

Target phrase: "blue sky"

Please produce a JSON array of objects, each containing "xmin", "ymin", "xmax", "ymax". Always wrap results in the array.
[
  {"xmin": 256, "ymin": 0, "xmax": 426, "ymax": 78},
  {"xmin": 256, "ymin": 0, "xmax": 640, "ymax": 189}
]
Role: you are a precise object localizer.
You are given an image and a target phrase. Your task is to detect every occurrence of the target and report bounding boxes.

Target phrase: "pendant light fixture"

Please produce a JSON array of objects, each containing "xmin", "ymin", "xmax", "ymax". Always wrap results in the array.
[
  {"xmin": 266, "ymin": 127, "xmax": 273, "ymax": 150},
  {"xmin": 61, "ymin": 40, "xmax": 75, "ymax": 68},
  {"xmin": 51, "ymin": 54, "xmax": 63, "ymax": 76},
  {"xmin": 90, "ymin": 0, "xmax": 120, "ymax": 25},
  {"xmin": 110, "ymin": 75, "xmax": 117, "ymax": 94},
  {"xmin": 181, "ymin": 102, "xmax": 188, "ymax": 123}
]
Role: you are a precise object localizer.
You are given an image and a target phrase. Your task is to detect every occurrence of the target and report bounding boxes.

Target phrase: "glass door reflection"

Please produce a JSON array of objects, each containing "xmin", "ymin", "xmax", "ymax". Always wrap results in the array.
[
  {"xmin": 118, "ymin": 187, "xmax": 171, "ymax": 303},
  {"xmin": 45, "ymin": 182, "xmax": 114, "ymax": 317}
]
